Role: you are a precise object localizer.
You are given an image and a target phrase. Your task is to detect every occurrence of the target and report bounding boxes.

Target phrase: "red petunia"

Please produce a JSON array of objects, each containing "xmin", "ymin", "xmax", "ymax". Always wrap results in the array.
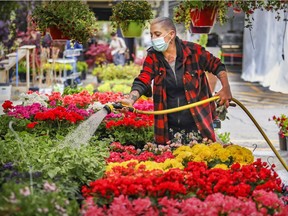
[{"xmin": 26, "ymin": 122, "xmax": 38, "ymax": 129}]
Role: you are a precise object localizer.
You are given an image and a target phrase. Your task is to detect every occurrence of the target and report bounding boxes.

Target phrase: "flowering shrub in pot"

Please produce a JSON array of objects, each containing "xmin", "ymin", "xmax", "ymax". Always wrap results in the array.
[{"xmin": 31, "ymin": 1, "xmax": 98, "ymax": 43}]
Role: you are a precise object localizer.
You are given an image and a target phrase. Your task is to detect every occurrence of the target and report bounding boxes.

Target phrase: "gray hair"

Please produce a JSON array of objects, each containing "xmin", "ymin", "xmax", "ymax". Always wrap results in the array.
[{"xmin": 151, "ymin": 17, "xmax": 176, "ymax": 32}]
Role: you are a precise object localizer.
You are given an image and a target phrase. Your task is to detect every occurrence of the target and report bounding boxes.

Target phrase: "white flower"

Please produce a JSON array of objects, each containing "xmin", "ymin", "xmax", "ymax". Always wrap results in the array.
[
  {"xmin": 19, "ymin": 186, "xmax": 31, "ymax": 196},
  {"xmin": 87, "ymin": 101, "xmax": 104, "ymax": 111},
  {"xmin": 20, "ymin": 92, "xmax": 49, "ymax": 107}
]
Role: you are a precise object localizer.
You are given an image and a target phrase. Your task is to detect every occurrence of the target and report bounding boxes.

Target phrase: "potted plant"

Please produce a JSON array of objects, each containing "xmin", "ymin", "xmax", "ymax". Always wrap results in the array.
[
  {"xmin": 31, "ymin": 1, "xmax": 98, "ymax": 43},
  {"xmin": 174, "ymin": 0, "xmax": 288, "ymax": 33},
  {"xmin": 231, "ymin": 0, "xmax": 288, "ymax": 30},
  {"xmin": 270, "ymin": 114, "xmax": 288, "ymax": 151},
  {"xmin": 84, "ymin": 44, "xmax": 113, "ymax": 69},
  {"xmin": 110, "ymin": 0, "xmax": 154, "ymax": 38},
  {"xmin": 174, "ymin": 0, "xmax": 230, "ymax": 33}
]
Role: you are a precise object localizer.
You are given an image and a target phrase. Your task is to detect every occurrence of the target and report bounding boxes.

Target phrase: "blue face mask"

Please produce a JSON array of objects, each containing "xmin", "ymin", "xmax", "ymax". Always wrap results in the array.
[{"xmin": 151, "ymin": 32, "xmax": 172, "ymax": 52}]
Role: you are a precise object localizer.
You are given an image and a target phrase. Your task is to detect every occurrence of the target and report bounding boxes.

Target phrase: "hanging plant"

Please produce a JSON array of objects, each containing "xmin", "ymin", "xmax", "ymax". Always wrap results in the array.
[
  {"xmin": 31, "ymin": 1, "xmax": 98, "ymax": 43},
  {"xmin": 174, "ymin": 0, "xmax": 229, "ymax": 31},
  {"xmin": 110, "ymin": 0, "xmax": 154, "ymax": 32}
]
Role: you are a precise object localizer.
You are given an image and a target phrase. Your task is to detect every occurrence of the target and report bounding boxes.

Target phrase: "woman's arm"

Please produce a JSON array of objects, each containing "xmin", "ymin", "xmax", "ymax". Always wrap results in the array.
[
  {"xmin": 215, "ymin": 71, "xmax": 232, "ymax": 107},
  {"xmin": 120, "ymin": 53, "xmax": 155, "ymax": 105}
]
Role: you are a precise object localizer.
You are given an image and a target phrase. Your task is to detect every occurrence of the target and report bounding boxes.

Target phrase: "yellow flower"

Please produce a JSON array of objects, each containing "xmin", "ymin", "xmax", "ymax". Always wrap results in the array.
[
  {"xmin": 175, "ymin": 151, "xmax": 193, "ymax": 162},
  {"xmin": 209, "ymin": 143, "xmax": 223, "ymax": 151},
  {"xmin": 173, "ymin": 146, "xmax": 192, "ymax": 156},
  {"xmin": 163, "ymin": 159, "xmax": 184, "ymax": 170},
  {"xmin": 214, "ymin": 148, "xmax": 231, "ymax": 163},
  {"xmin": 106, "ymin": 159, "xmax": 138, "ymax": 172},
  {"xmin": 213, "ymin": 164, "xmax": 229, "ymax": 170},
  {"xmin": 226, "ymin": 145, "xmax": 254, "ymax": 165},
  {"xmin": 137, "ymin": 161, "xmax": 164, "ymax": 171}
]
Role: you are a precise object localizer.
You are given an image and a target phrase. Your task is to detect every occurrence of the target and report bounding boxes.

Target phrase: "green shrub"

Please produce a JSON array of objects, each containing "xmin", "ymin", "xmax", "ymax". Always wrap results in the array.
[{"xmin": 92, "ymin": 63, "xmax": 141, "ymax": 81}]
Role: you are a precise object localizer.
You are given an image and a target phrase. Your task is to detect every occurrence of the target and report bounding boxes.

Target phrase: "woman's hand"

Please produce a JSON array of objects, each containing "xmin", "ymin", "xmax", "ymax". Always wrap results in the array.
[
  {"xmin": 215, "ymin": 86, "xmax": 232, "ymax": 108},
  {"xmin": 117, "ymin": 93, "xmax": 138, "ymax": 112}
]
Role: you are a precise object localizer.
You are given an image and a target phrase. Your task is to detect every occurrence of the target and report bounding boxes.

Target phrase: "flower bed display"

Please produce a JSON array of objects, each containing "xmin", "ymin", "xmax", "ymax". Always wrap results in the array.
[{"xmin": 0, "ymin": 90, "xmax": 287, "ymax": 215}]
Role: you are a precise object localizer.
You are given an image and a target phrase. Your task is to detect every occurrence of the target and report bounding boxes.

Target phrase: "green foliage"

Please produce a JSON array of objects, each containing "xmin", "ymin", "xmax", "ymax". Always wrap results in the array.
[
  {"xmin": 97, "ymin": 79, "xmax": 133, "ymax": 94},
  {"xmin": 31, "ymin": 1, "xmax": 98, "ymax": 43},
  {"xmin": 0, "ymin": 115, "xmax": 30, "ymax": 140},
  {"xmin": 197, "ymin": 34, "xmax": 208, "ymax": 47},
  {"xmin": 92, "ymin": 63, "xmax": 141, "ymax": 81},
  {"xmin": 0, "ymin": 130, "xmax": 110, "ymax": 186},
  {"xmin": 16, "ymin": 60, "xmax": 27, "ymax": 73},
  {"xmin": 63, "ymin": 86, "xmax": 85, "ymax": 96},
  {"xmin": 0, "ymin": 1, "xmax": 19, "ymax": 21},
  {"xmin": 105, "ymin": 125, "xmax": 154, "ymax": 149},
  {"xmin": 217, "ymin": 131, "xmax": 231, "ymax": 144},
  {"xmin": 110, "ymin": 0, "xmax": 154, "ymax": 31},
  {"xmin": 76, "ymin": 61, "xmax": 88, "ymax": 72},
  {"xmin": 0, "ymin": 182, "xmax": 79, "ymax": 215}
]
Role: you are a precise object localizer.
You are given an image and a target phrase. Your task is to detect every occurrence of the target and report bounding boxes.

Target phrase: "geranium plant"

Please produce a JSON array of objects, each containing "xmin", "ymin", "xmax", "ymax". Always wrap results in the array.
[
  {"xmin": 270, "ymin": 114, "xmax": 288, "ymax": 137},
  {"xmin": 31, "ymin": 1, "xmax": 98, "ymax": 43},
  {"xmin": 110, "ymin": 0, "xmax": 154, "ymax": 31}
]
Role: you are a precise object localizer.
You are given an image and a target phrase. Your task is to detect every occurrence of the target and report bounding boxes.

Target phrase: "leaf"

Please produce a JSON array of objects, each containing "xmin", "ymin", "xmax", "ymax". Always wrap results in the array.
[{"xmin": 47, "ymin": 167, "xmax": 61, "ymax": 178}]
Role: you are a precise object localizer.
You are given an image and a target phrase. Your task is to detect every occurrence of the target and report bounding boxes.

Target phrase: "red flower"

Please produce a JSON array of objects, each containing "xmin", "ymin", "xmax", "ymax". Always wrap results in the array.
[
  {"xmin": 26, "ymin": 122, "xmax": 38, "ymax": 129},
  {"xmin": 2, "ymin": 100, "xmax": 13, "ymax": 111}
]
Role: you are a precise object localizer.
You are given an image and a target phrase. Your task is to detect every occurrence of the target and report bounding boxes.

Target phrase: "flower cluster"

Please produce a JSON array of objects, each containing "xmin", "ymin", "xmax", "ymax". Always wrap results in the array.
[
  {"xmin": 107, "ymin": 142, "xmax": 174, "ymax": 163},
  {"xmin": 19, "ymin": 92, "xmax": 49, "ymax": 107},
  {"xmin": 173, "ymin": 143, "xmax": 254, "ymax": 168},
  {"xmin": 105, "ymin": 112, "xmax": 153, "ymax": 129},
  {"xmin": 92, "ymin": 92, "xmax": 124, "ymax": 104},
  {"xmin": 81, "ymin": 190, "xmax": 288, "ymax": 216},
  {"xmin": 82, "ymin": 159, "xmax": 283, "ymax": 204},
  {"xmin": 7, "ymin": 103, "xmax": 46, "ymax": 119},
  {"xmin": 106, "ymin": 143, "xmax": 254, "ymax": 172},
  {"xmin": 1, "ymin": 100, "xmax": 13, "ymax": 112},
  {"xmin": 34, "ymin": 106, "xmax": 84, "ymax": 124},
  {"xmin": 48, "ymin": 91, "xmax": 94, "ymax": 109},
  {"xmin": 270, "ymin": 114, "xmax": 288, "ymax": 137}
]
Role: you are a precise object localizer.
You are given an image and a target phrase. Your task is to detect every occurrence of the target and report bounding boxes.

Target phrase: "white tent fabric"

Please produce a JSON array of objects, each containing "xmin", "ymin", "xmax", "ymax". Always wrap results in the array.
[{"xmin": 241, "ymin": 10, "xmax": 288, "ymax": 94}]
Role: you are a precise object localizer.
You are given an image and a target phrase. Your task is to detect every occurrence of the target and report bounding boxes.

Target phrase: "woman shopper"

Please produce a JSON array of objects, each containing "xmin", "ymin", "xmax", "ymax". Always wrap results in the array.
[
  {"xmin": 120, "ymin": 17, "xmax": 232, "ymax": 145},
  {"xmin": 109, "ymin": 32, "xmax": 127, "ymax": 66}
]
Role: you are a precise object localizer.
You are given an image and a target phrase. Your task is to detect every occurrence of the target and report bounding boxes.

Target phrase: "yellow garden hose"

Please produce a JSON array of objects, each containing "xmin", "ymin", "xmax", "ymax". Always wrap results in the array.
[{"xmin": 132, "ymin": 96, "xmax": 288, "ymax": 171}]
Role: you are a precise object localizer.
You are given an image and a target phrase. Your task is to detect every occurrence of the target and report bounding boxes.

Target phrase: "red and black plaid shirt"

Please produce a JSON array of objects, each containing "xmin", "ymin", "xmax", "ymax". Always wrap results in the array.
[{"xmin": 132, "ymin": 37, "xmax": 226, "ymax": 144}]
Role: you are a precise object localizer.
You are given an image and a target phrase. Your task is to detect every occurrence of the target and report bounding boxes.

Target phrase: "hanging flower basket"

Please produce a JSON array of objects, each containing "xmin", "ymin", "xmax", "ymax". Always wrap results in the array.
[
  {"xmin": 189, "ymin": 22, "xmax": 212, "ymax": 34},
  {"xmin": 48, "ymin": 26, "xmax": 69, "ymax": 40},
  {"xmin": 190, "ymin": 7, "xmax": 218, "ymax": 27},
  {"xmin": 120, "ymin": 21, "xmax": 143, "ymax": 38}
]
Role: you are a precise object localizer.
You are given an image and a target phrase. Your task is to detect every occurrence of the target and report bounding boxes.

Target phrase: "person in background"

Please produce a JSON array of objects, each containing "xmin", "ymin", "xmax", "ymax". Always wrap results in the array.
[
  {"xmin": 109, "ymin": 32, "xmax": 127, "ymax": 66},
  {"xmin": 120, "ymin": 17, "xmax": 232, "ymax": 145}
]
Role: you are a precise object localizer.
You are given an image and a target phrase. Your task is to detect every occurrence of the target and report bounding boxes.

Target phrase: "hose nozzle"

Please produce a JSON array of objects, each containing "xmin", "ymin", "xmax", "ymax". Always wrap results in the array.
[{"xmin": 103, "ymin": 103, "xmax": 135, "ymax": 114}]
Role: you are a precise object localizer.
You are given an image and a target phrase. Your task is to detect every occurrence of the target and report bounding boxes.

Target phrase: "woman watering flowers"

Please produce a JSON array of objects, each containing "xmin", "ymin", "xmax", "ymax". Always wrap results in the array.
[{"xmin": 120, "ymin": 17, "xmax": 232, "ymax": 145}]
